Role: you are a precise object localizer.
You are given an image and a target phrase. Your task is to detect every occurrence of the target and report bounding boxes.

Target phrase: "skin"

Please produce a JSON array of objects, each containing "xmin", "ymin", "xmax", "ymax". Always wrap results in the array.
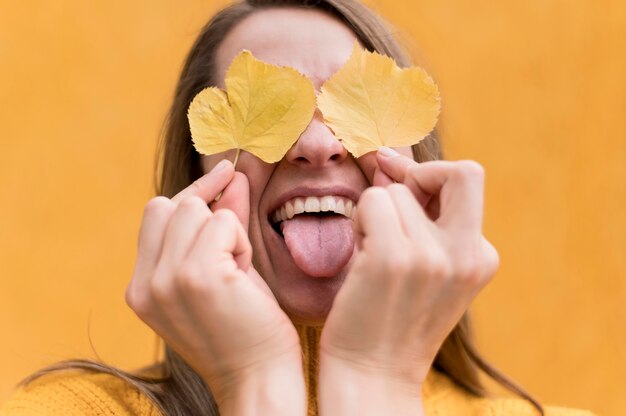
[
  {"xmin": 205, "ymin": 8, "xmax": 413, "ymax": 324},
  {"xmin": 126, "ymin": 7, "xmax": 499, "ymax": 416}
]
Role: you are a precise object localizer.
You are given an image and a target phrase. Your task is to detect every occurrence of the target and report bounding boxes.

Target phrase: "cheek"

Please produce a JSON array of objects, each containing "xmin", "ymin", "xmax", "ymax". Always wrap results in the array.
[
  {"xmin": 234, "ymin": 153, "xmax": 273, "ymax": 195},
  {"xmin": 355, "ymin": 146, "xmax": 413, "ymax": 184},
  {"xmin": 200, "ymin": 150, "xmax": 239, "ymax": 174},
  {"xmin": 201, "ymin": 151, "xmax": 272, "ymax": 198},
  {"xmin": 355, "ymin": 153, "xmax": 378, "ymax": 184}
]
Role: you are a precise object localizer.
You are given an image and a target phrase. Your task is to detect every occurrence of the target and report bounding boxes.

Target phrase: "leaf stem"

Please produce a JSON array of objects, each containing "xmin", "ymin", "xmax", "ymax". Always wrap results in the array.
[
  {"xmin": 232, "ymin": 148, "xmax": 241, "ymax": 169},
  {"xmin": 213, "ymin": 149, "xmax": 241, "ymax": 203}
]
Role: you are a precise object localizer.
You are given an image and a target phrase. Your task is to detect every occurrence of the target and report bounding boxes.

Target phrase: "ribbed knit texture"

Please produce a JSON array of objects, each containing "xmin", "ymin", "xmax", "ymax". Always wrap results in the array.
[
  {"xmin": 290, "ymin": 325, "xmax": 594, "ymax": 416},
  {"xmin": 0, "ymin": 328, "xmax": 596, "ymax": 416},
  {"xmin": 295, "ymin": 324, "xmax": 322, "ymax": 416},
  {"xmin": 0, "ymin": 371, "xmax": 159, "ymax": 416}
]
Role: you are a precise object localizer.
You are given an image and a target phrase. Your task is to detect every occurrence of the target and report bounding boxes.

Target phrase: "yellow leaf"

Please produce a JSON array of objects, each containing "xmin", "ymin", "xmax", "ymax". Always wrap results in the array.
[
  {"xmin": 188, "ymin": 50, "xmax": 316, "ymax": 164},
  {"xmin": 318, "ymin": 43, "xmax": 441, "ymax": 158}
]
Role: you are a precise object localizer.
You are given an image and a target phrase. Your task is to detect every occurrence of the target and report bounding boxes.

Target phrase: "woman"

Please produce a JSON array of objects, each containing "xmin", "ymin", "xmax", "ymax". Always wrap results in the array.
[{"xmin": 0, "ymin": 0, "xmax": 594, "ymax": 415}]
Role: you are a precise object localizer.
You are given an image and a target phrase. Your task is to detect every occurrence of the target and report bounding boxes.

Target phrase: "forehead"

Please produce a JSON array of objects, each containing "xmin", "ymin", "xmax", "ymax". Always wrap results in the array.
[{"xmin": 215, "ymin": 7, "xmax": 358, "ymax": 90}]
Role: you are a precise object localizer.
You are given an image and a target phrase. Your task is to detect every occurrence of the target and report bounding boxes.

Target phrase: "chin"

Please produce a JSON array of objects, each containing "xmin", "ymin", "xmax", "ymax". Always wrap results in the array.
[
  {"xmin": 283, "ymin": 297, "xmax": 332, "ymax": 326},
  {"xmin": 270, "ymin": 271, "xmax": 347, "ymax": 326}
]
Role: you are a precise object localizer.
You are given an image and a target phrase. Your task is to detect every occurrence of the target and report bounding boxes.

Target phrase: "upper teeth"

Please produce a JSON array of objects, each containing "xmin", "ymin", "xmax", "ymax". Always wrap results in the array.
[{"xmin": 272, "ymin": 195, "xmax": 355, "ymax": 223}]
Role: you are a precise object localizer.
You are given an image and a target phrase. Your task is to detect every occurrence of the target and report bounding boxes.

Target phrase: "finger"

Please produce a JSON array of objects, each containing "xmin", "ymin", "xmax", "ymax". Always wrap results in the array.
[
  {"xmin": 171, "ymin": 159, "xmax": 234, "ymax": 204},
  {"xmin": 190, "ymin": 209, "xmax": 252, "ymax": 272},
  {"xmin": 376, "ymin": 147, "xmax": 430, "ymax": 207},
  {"xmin": 159, "ymin": 196, "xmax": 212, "ymax": 269},
  {"xmin": 210, "ymin": 172, "xmax": 250, "ymax": 232},
  {"xmin": 353, "ymin": 187, "xmax": 404, "ymax": 253},
  {"xmin": 245, "ymin": 268, "xmax": 274, "ymax": 298},
  {"xmin": 386, "ymin": 184, "xmax": 434, "ymax": 241},
  {"xmin": 375, "ymin": 147, "xmax": 413, "ymax": 181},
  {"xmin": 424, "ymin": 194, "xmax": 440, "ymax": 222},
  {"xmin": 402, "ymin": 160, "xmax": 485, "ymax": 234},
  {"xmin": 480, "ymin": 236, "xmax": 499, "ymax": 283},
  {"xmin": 135, "ymin": 196, "xmax": 176, "ymax": 272},
  {"xmin": 128, "ymin": 196, "xmax": 176, "ymax": 305},
  {"xmin": 372, "ymin": 167, "xmax": 394, "ymax": 187}
]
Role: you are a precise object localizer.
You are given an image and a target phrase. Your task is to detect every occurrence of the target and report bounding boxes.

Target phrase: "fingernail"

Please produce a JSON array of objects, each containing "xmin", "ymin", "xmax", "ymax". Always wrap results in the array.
[
  {"xmin": 211, "ymin": 159, "xmax": 229, "ymax": 173},
  {"xmin": 378, "ymin": 146, "xmax": 399, "ymax": 157}
]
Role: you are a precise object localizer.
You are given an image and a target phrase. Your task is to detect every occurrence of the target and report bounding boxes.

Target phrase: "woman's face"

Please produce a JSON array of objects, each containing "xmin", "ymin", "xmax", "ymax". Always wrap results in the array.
[{"xmin": 202, "ymin": 8, "xmax": 412, "ymax": 324}]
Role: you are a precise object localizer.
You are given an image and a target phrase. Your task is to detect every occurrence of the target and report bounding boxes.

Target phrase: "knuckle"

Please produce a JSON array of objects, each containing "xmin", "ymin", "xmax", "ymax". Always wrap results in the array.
[
  {"xmin": 387, "ymin": 183, "xmax": 406, "ymax": 193},
  {"xmin": 452, "ymin": 246, "xmax": 492, "ymax": 286},
  {"xmin": 125, "ymin": 285, "xmax": 152, "ymax": 319},
  {"xmin": 420, "ymin": 250, "xmax": 452, "ymax": 279},
  {"xmin": 372, "ymin": 247, "xmax": 415, "ymax": 278},
  {"xmin": 150, "ymin": 279, "xmax": 173, "ymax": 305},
  {"xmin": 481, "ymin": 239, "xmax": 500, "ymax": 282},
  {"xmin": 144, "ymin": 196, "xmax": 173, "ymax": 215},
  {"xmin": 384, "ymin": 252, "xmax": 413, "ymax": 277},
  {"xmin": 213, "ymin": 208, "xmax": 238, "ymax": 223},
  {"xmin": 431, "ymin": 259, "xmax": 453, "ymax": 280},
  {"xmin": 456, "ymin": 258, "xmax": 483, "ymax": 285},
  {"xmin": 188, "ymin": 180, "xmax": 203, "ymax": 196},
  {"xmin": 407, "ymin": 163, "xmax": 422, "ymax": 180},
  {"xmin": 124, "ymin": 285, "xmax": 138, "ymax": 308},
  {"xmin": 361, "ymin": 186, "xmax": 387, "ymax": 203},
  {"xmin": 456, "ymin": 160, "xmax": 485, "ymax": 182},
  {"xmin": 178, "ymin": 195, "xmax": 207, "ymax": 210},
  {"xmin": 387, "ymin": 183, "xmax": 412, "ymax": 199},
  {"xmin": 176, "ymin": 262, "xmax": 210, "ymax": 293}
]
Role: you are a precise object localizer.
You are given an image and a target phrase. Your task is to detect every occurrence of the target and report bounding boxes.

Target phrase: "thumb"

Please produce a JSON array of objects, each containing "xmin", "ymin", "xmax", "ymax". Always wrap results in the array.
[
  {"xmin": 376, "ymin": 147, "xmax": 431, "ymax": 208},
  {"xmin": 372, "ymin": 166, "xmax": 394, "ymax": 187},
  {"xmin": 210, "ymin": 171, "xmax": 250, "ymax": 232}
]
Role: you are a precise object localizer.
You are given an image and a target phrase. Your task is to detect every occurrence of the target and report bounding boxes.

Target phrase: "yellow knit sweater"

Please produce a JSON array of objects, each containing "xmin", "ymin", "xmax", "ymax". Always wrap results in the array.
[{"xmin": 0, "ymin": 327, "xmax": 595, "ymax": 416}]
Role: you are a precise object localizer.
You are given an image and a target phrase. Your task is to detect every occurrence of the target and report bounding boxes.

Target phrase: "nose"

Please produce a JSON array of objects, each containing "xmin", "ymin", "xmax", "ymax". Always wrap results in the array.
[{"xmin": 284, "ymin": 112, "xmax": 348, "ymax": 167}]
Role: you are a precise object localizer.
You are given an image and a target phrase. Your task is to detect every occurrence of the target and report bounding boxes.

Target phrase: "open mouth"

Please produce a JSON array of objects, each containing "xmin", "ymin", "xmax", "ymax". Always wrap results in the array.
[
  {"xmin": 268, "ymin": 195, "xmax": 357, "ymax": 277},
  {"xmin": 269, "ymin": 195, "xmax": 355, "ymax": 236}
]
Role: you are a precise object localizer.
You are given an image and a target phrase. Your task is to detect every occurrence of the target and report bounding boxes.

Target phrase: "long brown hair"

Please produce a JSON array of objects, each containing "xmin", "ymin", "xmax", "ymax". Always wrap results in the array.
[{"xmin": 24, "ymin": 1, "xmax": 543, "ymax": 415}]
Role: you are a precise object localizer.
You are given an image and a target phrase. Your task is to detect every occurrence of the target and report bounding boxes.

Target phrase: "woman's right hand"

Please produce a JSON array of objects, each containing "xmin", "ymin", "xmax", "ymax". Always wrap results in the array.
[{"xmin": 125, "ymin": 160, "xmax": 305, "ymax": 415}]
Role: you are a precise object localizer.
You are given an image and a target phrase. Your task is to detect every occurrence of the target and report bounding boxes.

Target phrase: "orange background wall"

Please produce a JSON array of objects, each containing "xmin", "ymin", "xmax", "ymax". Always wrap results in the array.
[{"xmin": 1, "ymin": 1, "xmax": 623, "ymax": 415}]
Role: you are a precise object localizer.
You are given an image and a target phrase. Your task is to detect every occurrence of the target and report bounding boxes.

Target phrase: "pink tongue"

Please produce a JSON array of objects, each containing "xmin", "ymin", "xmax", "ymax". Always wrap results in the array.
[{"xmin": 281, "ymin": 215, "xmax": 354, "ymax": 277}]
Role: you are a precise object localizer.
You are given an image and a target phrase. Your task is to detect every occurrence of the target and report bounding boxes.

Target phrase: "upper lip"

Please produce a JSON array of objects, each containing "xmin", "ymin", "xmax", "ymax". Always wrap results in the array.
[{"xmin": 267, "ymin": 185, "xmax": 361, "ymax": 218}]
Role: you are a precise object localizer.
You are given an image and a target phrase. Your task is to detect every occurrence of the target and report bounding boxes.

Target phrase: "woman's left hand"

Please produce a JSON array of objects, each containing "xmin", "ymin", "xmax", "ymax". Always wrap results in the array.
[{"xmin": 319, "ymin": 148, "xmax": 499, "ymax": 415}]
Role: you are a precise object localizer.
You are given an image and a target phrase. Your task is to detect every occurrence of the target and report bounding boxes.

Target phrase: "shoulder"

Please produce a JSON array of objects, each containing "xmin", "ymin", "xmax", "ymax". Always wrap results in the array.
[
  {"xmin": 0, "ymin": 371, "xmax": 159, "ymax": 416},
  {"xmin": 424, "ymin": 370, "xmax": 596, "ymax": 416},
  {"xmin": 488, "ymin": 398, "xmax": 597, "ymax": 416}
]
